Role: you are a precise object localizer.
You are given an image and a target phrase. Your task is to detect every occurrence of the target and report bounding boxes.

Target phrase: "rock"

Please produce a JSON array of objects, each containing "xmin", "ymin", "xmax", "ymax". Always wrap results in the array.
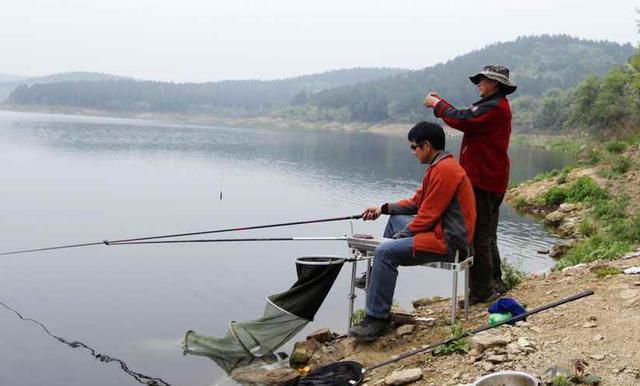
[
  {"xmin": 396, "ymin": 324, "xmax": 415, "ymax": 337},
  {"xmin": 384, "ymin": 368, "xmax": 422, "ymax": 385},
  {"xmin": 559, "ymin": 203, "xmax": 578, "ymax": 213},
  {"xmin": 551, "ymin": 243, "xmax": 574, "ymax": 259},
  {"xmin": 390, "ymin": 308, "xmax": 415, "ymax": 325},
  {"xmin": 482, "ymin": 362, "xmax": 495, "ymax": 372},
  {"xmin": 306, "ymin": 328, "xmax": 333, "ymax": 343},
  {"xmin": 486, "ymin": 354, "xmax": 507, "ymax": 363},
  {"xmin": 624, "ymin": 295, "xmax": 640, "ymax": 307},
  {"xmin": 338, "ymin": 337, "xmax": 357, "ymax": 357},
  {"xmin": 517, "ymin": 337, "xmax": 532, "ymax": 349},
  {"xmin": 623, "ymin": 251, "xmax": 640, "ymax": 259},
  {"xmin": 562, "ymin": 263, "xmax": 587, "ymax": 272},
  {"xmin": 467, "ymin": 332, "xmax": 511, "ymax": 353},
  {"xmin": 593, "ymin": 334, "xmax": 604, "ymax": 341},
  {"xmin": 515, "ymin": 321, "xmax": 530, "ymax": 327},
  {"xmin": 623, "ymin": 266, "xmax": 640, "ymax": 274},
  {"xmin": 590, "ymin": 354, "xmax": 606, "ymax": 361},
  {"xmin": 290, "ymin": 339, "xmax": 321, "ymax": 368},
  {"xmin": 506, "ymin": 342, "xmax": 522, "ymax": 354},
  {"xmin": 545, "ymin": 210, "xmax": 567, "ymax": 226},
  {"xmin": 231, "ymin": 367, "xmax": 301, "ymax": 386},
  {"xmin": 582, "ymin": 322, "xmax": 597, "ymax": 328}
]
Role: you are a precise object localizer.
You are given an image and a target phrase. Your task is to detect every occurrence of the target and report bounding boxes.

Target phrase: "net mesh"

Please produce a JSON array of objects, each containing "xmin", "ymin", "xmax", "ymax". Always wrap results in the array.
[{"xmin": 183, "ymin": 257, "xmax": 344, "ymax": 373}]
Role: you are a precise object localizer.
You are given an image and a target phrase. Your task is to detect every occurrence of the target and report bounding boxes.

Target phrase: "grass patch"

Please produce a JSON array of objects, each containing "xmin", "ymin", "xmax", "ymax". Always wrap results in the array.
[
  {"xmin": 501, "ymin": 259, "xmax": 526, "ymax": 290},
  {"xmin": 546, "ymin": 138, "xmax": 582, "ymax": 154},
  {"xmin": 556, "ymin": 235, "xmax": 632, "ymax": 269},
  {"xmin": 605, "ymin": 140, "xmax": 628, "ymax": 154},
  {"xmin": 592, "ymin": 195, "xmax": 628, "ymax": 220},
  {"xmin": 591, "ymin": 265, "xmax": 622, "ymax": 279},
  {"xmin": 578, "ymin": 219, "xmax": 597, "ymax": 237},
  {"xmin": 543, "ymin": 186, "xmax": 568, "ymax": 205},
  {"xmin": 533, "ymin": 168, "xmax": 559, "ymax": 182},
  {"xmin": 351, "ymin": 309, "xmax": 365, "ymax": 325},
  {"xmin": 551, "ymin": 374, "xmax": 571, "ymax": 386},
  {"xmin": 433, "ymin": 322, "xmax": 469, "ymax": 356},
  {"xmin": 611, "ymin": 156, "xmax": 631, "ymax": 174}
]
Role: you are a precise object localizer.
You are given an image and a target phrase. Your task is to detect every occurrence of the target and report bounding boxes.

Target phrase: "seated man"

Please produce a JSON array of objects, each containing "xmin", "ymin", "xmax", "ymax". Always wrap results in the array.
[{"xmin": 349, "ymin": 121, "xmax": 476, "ymax": 342}]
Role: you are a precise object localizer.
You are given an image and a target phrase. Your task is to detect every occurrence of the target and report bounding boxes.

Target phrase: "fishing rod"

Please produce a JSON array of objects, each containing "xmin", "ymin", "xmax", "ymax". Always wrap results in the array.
[
  {"xmin": 108, "ymin": 236, "xmax": 349, "ymax": 245},
  {"xmin": 0, "ymin": 214, "xmax": 363, "ymax": 256},
  {"xmin": 299, "ymin": 289, "xmax": 595, "ymax": 385}
]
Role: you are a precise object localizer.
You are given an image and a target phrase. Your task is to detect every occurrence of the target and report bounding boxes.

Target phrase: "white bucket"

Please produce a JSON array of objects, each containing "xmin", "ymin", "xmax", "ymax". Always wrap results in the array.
[{"xmin": 473, "ymin": 371, "xmax": 539, "ymax": 386}]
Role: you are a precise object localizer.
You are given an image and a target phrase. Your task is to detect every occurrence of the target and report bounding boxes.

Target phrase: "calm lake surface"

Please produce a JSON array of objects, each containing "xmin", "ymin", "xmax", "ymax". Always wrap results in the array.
[{"xmin": 0, "ymin": 110, "xmax": 570, "ymax": 386}]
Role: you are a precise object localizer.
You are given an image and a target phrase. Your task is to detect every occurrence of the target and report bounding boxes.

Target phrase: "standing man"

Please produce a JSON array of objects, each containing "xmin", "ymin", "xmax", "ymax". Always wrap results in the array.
[
  {"xmin": 349, "ymin": 121, "xmax": 476, "ymax": 342},
  {"xmin": 423, "ymin": 65, "xmax": 516, "ymax": 305}
]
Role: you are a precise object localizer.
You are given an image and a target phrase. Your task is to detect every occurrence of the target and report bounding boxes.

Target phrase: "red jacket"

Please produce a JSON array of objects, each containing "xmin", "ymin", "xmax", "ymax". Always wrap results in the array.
[
  {"xmin": 433, "ymin": 93, "xmax": 512, "ymax": 193},
  {"xmin": 382, "ymin": 152, "xmax": 476, "ymax": 256}
]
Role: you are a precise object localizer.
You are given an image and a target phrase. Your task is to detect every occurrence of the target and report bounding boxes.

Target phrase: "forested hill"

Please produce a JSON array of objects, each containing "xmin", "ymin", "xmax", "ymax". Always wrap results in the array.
[
  {"xmin": 6, "ymin": 35, "xmax": 636, "ymax": 125},
  {"xmin": 6, "ymin": 67, "xmax": 405, "ymax": 112},
  {"xmin": 0, "ymin": 71, "xmax": 133, "ymax": 101}
]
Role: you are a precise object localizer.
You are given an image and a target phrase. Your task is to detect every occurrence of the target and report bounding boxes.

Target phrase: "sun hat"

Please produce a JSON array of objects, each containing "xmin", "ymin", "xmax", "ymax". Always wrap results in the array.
[{"xmin": 469, "ymin": 65, "xmax": 517, "ymax": 94}]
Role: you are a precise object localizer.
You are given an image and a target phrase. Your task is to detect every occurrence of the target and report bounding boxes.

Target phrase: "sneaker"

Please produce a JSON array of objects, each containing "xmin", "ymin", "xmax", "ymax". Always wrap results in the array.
[
  {"xmin": 492, "ymin": 279, "xmax": 509, "ymax": 295},
  {"xmin": 354, "ymin": 272, "xmax": 367, "ymax": 289},
  {"xmin": 348, "ymin": 316, "xmax": 391, "ymax": 342},
  {"xmin": 458, "ymin": 290, "xmax": 499, "ymax": 309}
]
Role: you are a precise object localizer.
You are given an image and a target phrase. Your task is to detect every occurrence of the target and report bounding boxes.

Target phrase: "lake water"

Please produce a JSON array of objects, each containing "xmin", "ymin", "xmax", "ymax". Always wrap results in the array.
[{"xmin": 0, "ymin": 110, "xmax": 569, "ymax": 386}]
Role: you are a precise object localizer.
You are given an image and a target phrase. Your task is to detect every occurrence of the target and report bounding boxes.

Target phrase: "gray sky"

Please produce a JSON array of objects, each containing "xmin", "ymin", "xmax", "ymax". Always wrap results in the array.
[{"xmin": 1, "ymin": 0, "xmax": 638, "ymax": 82}]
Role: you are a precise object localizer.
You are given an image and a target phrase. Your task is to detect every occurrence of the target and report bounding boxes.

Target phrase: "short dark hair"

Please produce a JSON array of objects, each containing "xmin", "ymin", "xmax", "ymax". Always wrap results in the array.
[{"xmin": 408, "ymin": 121, "xmax": 445, "ymax": 150}]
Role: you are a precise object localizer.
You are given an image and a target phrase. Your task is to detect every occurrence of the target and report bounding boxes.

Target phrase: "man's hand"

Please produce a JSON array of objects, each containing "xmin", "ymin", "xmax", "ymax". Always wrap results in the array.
[
  {"xmin": 423, "ymin": 92, "xmax": 441, "ymax": 108},
  {"xmin": 361, "ymin": 205, "xmax": 382, "ymax": 221}
]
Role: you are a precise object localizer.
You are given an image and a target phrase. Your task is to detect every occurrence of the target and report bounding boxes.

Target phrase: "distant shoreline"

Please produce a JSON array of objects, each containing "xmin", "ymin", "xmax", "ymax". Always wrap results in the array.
[{"xmin": 0, "ymin": 105, "xmax": 463, "ymax": 138}]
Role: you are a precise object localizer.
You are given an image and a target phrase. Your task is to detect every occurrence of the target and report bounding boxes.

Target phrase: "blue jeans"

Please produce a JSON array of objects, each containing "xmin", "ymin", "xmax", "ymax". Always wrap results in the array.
[{"xmin": 366, "ymin": 215, "xmax": 448, "ymax": 319}]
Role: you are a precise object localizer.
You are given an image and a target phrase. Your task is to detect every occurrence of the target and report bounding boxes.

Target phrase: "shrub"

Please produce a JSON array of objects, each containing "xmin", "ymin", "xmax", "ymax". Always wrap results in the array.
[
  {"xmin": 501, "ymin": 259, "xmax": 526, "ymax": 290},
  {"xmin": 605, "ymin": 140, "xmax": 628, "ymax": 154},
  {"xmin": 566, "ymin": 177, "xmax": 607, "ymax": 203},
  {"xmin": 543, "ymin": 186, "xmax": 568, "ymax": 205},
  {"xmin": 513, "ymin": 196, "xmax": 529, "ymax": 211},
  {"xmin": 611, "ymin": 156, "xmax": 631, "ymax": 174},
  {"xmin": 591, "ymin": 265, "xmax": 622, "ymax": 279},
  {"xmin": 588, "ymin": 148, "xmax": 601, "ymax": 164},
  {"xmin": 608, "ymin": 215, "xmax": 640, "ymax": 244},
  {"xmin": 593, "ymin": 196, "xmax": 628, "ymax": 220},
  {"xmin": 578, "ymin": 219, "xmax": 597, "ymax": 237}
]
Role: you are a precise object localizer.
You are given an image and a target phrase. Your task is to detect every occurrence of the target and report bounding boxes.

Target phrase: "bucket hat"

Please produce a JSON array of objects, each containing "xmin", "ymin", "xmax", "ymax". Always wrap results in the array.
[{"xmin": 469, "ymin": 65, "xmax": 517, "ymax": 94}]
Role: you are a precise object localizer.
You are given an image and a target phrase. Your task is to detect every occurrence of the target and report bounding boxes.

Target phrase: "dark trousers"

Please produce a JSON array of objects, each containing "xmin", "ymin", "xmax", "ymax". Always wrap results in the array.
[{"xmin": 470, "ymin": 187, "xmax": 504, "ymax": 297}]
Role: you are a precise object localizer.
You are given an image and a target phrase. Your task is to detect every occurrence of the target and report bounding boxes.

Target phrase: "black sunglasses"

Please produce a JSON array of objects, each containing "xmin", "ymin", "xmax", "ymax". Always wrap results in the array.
[{"xmin": 410, "ymin": 141, "xmax": 427, "ymax": 150}]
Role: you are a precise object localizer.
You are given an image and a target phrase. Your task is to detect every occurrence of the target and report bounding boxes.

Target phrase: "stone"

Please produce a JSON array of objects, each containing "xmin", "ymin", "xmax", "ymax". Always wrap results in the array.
[
  {"xmin": 390, "ymin": 308, "xmax": 415, "ymax": 325},
  {"xmin": 561, "ymin": 263, "xmax": 587, "ymax": 272},
  {"xmin": 467, "ymin": 332, "xmax": 511, "ymax": 353},
  {"xmin": 384, "ymin": 368, "xmax": 423, "ymax": 385},
  {"xmin": 593, "ymin": 334, "xmax": 604, "ymax": 341},
  {"xmin": 582, "ymin": 322, "xmax": 597, "ymax": 328},
  {"xmin": 545, "ymin": 210, "xmax": 567, "ymax": 226},
  {"xmin": 482, "ymin": 362, "xmax": 495, "ymax": 372},
  {"xmin": 289, "ymin": 339, "xmax": 321, "ymax": 368},
  {"xmin": 590, "ymin": 354, "xmax": 606, "ymax": 361},
  {"xmin": 517, "ymin": 337, "xmax": 532, "ymax": 349},
  {"xmin": 396, "ymin": 324, "xmax": 415, "ymax": 337},
  {"xmin": 507, "ymin": 342, "xmax": 522, "ymax": 354},
  {"xmin": 559, "ymin": 203, "xmax": 578, "ymax": 213},
  {"xmin": 306, "ymin": 328, "xmax": 333, "ymax": 343},
  {"xmin": 551, "ymin": 243, "xmax": 574, "ymax": 259},
  {"xmin": 486, "ymin": 354, "xmax": 507, "ymax": 363},
  {"xmin": 231, "ymin": 367, "xmax": 301, "ymax": 386}
]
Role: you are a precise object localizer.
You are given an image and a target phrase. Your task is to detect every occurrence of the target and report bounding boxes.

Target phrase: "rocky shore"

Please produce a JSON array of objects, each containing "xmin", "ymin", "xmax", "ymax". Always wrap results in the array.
[{"xmin": 230, "ymin": 138, "xmax": 640, "ymax": 385}]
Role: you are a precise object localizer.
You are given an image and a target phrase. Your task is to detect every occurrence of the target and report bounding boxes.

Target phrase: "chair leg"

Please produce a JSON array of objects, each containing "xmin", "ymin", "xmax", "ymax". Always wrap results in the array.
[
  {"xmin": 464, "ymin": 267, "xmax": 470, "ymax": 317},
  {"xmin": 451, "ymin": 270, "xmax": 458, "ymax": 325}
]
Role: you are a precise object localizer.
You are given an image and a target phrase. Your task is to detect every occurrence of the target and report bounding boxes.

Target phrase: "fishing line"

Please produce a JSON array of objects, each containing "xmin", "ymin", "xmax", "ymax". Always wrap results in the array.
[
  {"xmin": 0, "ymin": 214, "xmax": 363, "ymax": 256},
  {"xmin": 0, "ymin": 301, "xmax": 173, "ymax": 386}
]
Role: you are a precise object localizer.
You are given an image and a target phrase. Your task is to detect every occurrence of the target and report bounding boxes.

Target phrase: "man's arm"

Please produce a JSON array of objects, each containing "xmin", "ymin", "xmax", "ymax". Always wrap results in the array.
[
  {"xmin": 432, "ymin": 98, "xmax": 504, "ymax": 134},
  {"xmin": 395, "ymin": 167, "xmax": 459, "ymax": 237}
]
